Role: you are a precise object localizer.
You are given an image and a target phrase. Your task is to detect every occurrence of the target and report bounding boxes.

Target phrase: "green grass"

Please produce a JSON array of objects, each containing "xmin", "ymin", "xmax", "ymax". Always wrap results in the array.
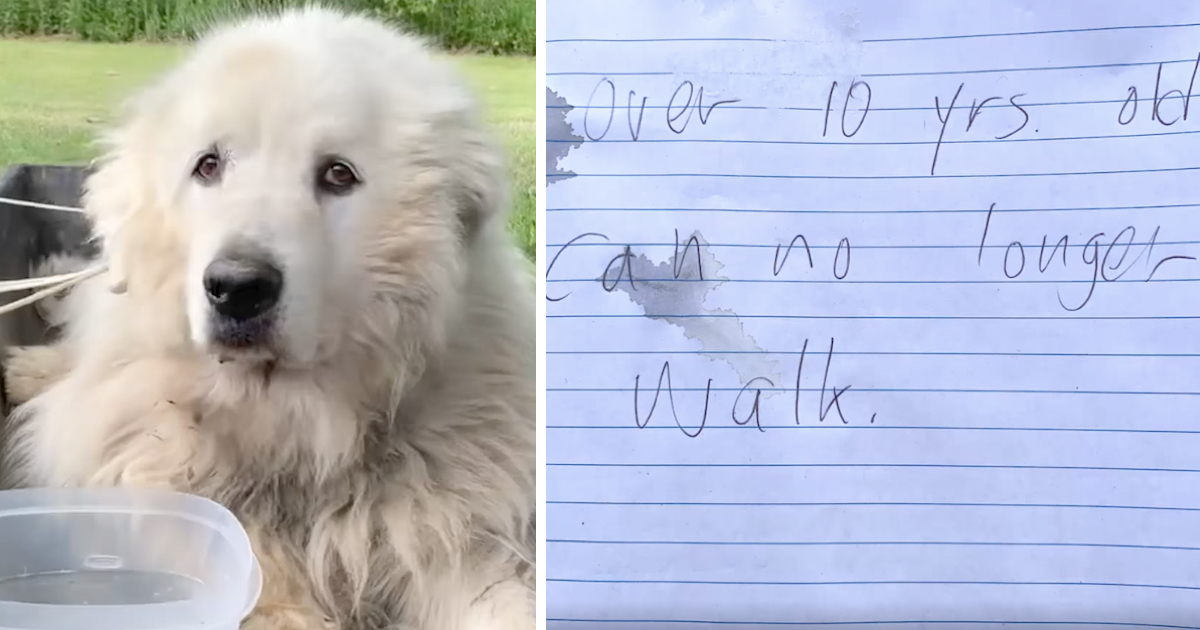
[
  {"xmin": 0, "ymin": 38, "xmax": 535, "ymax": 258},
  {"xmin": 0, "ymin": 0, "xmax": 534, "ymax": 55}
]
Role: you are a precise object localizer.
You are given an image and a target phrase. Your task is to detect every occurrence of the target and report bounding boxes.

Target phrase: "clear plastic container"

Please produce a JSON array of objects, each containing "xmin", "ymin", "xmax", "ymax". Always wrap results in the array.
[{"xmin": 0, "ymin": 487, "xmax": 261, "ymax": 630}]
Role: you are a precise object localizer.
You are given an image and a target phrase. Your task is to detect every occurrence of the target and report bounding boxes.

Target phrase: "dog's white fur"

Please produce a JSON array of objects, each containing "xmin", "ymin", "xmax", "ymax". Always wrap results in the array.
[{"xmin": 1, "ymin": 7, "xmax": 534, "ymax": 630}]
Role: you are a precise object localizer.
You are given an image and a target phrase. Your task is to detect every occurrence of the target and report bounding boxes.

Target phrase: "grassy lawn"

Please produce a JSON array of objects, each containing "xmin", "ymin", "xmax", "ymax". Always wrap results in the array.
[{"xmin": 0, "ymin": 38, "xmax": 535, "ymax": 259}]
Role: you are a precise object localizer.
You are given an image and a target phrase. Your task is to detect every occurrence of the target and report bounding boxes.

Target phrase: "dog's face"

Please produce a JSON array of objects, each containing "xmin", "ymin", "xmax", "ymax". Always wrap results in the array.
[
  {"xmin": 86, "ymin": 12, "xmax": 500, "ymax": 372},
  {"xmin": 173, "ymin": 46, "xmax": 374, "ymax": 366}
]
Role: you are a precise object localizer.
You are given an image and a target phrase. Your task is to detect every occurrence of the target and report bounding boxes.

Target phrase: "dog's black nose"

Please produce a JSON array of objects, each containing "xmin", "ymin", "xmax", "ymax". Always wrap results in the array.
[{"xmin": 203, "ymin": 256, "xmax": 283, "ymax": 321}]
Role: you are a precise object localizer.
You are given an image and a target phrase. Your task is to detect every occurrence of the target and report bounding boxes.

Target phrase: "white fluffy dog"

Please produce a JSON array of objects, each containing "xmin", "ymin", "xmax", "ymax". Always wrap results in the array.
[{"xmin": 0, "ymin": 7, "xmax": 534, "ymax": 630}]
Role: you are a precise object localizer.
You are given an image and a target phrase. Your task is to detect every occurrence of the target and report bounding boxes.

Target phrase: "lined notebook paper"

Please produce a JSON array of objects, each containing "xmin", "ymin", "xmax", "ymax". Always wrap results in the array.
[{"xmin": 545, "ymin": 1, "xmax": 1200, "ymax": 627}]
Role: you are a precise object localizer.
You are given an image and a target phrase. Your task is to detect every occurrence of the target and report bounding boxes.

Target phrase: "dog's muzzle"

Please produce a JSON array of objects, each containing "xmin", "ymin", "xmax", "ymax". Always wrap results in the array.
[{"xmin": 203, "ymin": 251, "xmax": 283, "ymax": 348}]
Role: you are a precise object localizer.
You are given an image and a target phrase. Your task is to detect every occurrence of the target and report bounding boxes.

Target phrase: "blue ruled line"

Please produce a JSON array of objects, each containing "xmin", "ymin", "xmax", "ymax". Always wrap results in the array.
[
  {"xmin": 545, "ymin": 279, "xmax": 1200, "ymax": 285},
  {"xmin": 545, "ymin": 463, "xmax": 1200, "ymax": 474},
  {"xmin": 548, "ymin": 578, "xmax": 1200, "ymax": 591},
  {"xmin": 547, "ymin": 351, "xmax": 1200, "ymax": 357},
  {"xmin": 543, "ymin": 239, "xmax": 1200, "ymax": 249},
  {"xmin": 545, "ymin": 426, "xmax": 1200, "ymax": 434},
  {"xmin": 547, "ymin": 314, "xmax": 1200, "ymax": 320},
  {"xmin": 547, "ymin": 500, "xmax": 1200, "ymax": 511},
  {"xmin": 546, "ymin": 619, "xmax": 1200, "ymax": 628},
  {"xmin": 546, "ymin": 56, "xmax": 1199, "ymax": 78},
  {"xmin": 547, "ymin": 540, "xmax": 1200, "ymax": 551},
  {"xmin": 545, "ymin": 22, "xmax": 1200, "ymax": 44},
  {"xmin": 548, "ymin": 387, "xmax": 1200, "ymax": 395},
  {"xmin": 545, "ymin": 202, "xmax": 1200, "ymax": 215},
  {"xmin": 546, "ymin": 165, "xmax": 1200, "ymax": 180},
  {"xmin": 544, "ymin": 129, "xmax": 1200, "ymax": 143}
]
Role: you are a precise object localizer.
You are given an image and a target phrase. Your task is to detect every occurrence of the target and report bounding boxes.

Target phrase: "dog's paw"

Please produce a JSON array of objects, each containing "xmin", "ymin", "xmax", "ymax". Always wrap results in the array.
[
  {"xmin": 463, "ymin": 577, "xmax": 535, "ymax": 630},
  {"xmin": 240, "ymin": 607, "xmax": 338, "ymax": 630},
  {"xmin": 3, "ymin": 345, "xmax": 71, "ymax": 406}
]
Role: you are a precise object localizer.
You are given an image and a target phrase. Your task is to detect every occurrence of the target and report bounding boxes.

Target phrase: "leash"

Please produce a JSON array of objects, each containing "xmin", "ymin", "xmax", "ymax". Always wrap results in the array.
[
  {"xmin": 0, "ymin": 196, "xmax": 86, "ymax": 213},
  {"xmin": 0, "ymin": 196, "xmax": 109, "ymax": 315}
]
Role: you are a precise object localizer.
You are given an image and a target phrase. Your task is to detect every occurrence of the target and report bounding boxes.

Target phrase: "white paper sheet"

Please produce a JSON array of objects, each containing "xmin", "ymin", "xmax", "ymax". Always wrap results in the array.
[{"xmin": 545, "ymin": 1, "xmax": 1200, "ymax": 627}]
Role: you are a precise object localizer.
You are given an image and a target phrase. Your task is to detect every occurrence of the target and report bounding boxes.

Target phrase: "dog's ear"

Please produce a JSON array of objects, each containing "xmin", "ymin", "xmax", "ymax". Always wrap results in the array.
[
  {"xmin": 83, "ymin": 136, "xmax": 138, "ymax": 293},
  {"xmin": 445, "ymin": 117, "xmax": 508, "ymax": 242},
  {"xmin": 83, "ymin": 85, "xmax": 170, "ymax": 294}
]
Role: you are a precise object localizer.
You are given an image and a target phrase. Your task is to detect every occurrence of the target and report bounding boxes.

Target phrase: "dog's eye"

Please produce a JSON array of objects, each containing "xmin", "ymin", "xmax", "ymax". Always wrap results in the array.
[
  {"xmin": 193, "ymin": 152, "xmax": 223, "ymax": 183},
  {"xmin": 319, "ymin": 160, "xmax": 360, "ymax": 193}
]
